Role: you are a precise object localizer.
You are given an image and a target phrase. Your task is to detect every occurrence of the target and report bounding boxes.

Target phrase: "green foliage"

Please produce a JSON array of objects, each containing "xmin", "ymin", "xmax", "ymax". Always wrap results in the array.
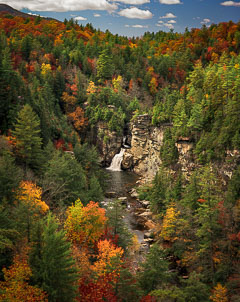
[
  {"xmin": 138, "ymin": 244, "xmax": 171, "ymax": 295},
  {"xmin": 152, "ymin": 88, "xmax": 180, "ymax": 125},
  {"xmin": 160, "ymin": 127, "xmax": 178, "ymax": 166},
  {"xmin": 87, "ymin": 175, "xmax": 103, "ymax": 202},
  {"xmin": 149, "ymin": 167, "xmax": 172, "ymax": 214},
  {"xmin": 0, "ymin": 44, "xmax": 25, "ymax": 133},
  {"xmin": 0, "ymin": 206, "xmax": 19, "ymax": 278},
  {"xmin": 106, "ymin": 199, "xmax": 133, "ymax": 252},
  {"xmin": 150, "ymin": 273, "xmax": 210, "ymax": 302},
  {"xmin": 30, "ymin": 213, "xmax": 78, "ymax": 302},
  {"xmin": 86, "ymin": 86, "xmax": 126, "ymax": 133},
  {"xmin": 0, "ymin": 151, "xmax": 22, "ymax": 205},
  {"xmin": 43, "ymin": 151, "xmax": 87, "ymax": 206},
  {"xmin": 180, "ymin": 272, "xmax": 210, "ymax": 302},
  {"xmin": 115, "ymin": 267, "xmax": 143, "ymax": 302},
  {"xmin": 97, "ymin": 49, "xmax": 114, "ymax": 83},
  {"xmin": 12, "ymin": 104, "xmax": 43, "ymax": 170}
]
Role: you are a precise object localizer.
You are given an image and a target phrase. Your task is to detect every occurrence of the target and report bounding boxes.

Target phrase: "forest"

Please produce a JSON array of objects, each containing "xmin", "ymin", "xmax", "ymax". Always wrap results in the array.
[{"xmin": 0, "ymin": 9, "xmax": 240, "ymax": 302}]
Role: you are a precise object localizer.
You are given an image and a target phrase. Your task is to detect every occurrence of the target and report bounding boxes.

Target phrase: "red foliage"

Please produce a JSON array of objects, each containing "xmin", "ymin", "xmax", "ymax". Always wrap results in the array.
[
  {"xmin": 140, "ymin": 296, "xmax": 157, "ymax": 302},
  {"xmin": 197, "ymin": 199, "xmax": 207, "ymax": 203},
  {"xmin": 54, "ymin": 138, "xmax": 73, "ymax": 151},
  {"xmin": 77, "ymin": 275, "xmax": 117, "ymax": 302},
  {"xmin": 228, "ymin": 232, "xmax": 240, "ymax": 242}
]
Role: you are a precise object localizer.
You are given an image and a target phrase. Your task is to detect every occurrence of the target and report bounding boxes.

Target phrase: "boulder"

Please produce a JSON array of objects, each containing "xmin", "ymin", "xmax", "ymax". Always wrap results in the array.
[
  {"xmin": 105, "ymin": 191, "xmax": 117, "ymax": 198},
  {"xmin": 139, "ymin": 211, "xmax": 152, "ymax": 218},
  {"xmin": 118, "ymin": 197, "xmax": 128, "ymax": 204},
  {"xmin": 145, "ymin": 220, "xmax": 156, "ymax": 230},
  {"xmin": 121, "ymin": 152, "xmax": 134, "ymax": 170}
]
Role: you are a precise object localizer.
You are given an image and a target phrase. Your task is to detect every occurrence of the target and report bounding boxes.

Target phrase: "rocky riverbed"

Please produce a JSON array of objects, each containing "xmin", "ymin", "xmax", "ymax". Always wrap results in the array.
[{"xmin": 103, "ymin": 170, "xmax": 156, "ymax": 255}]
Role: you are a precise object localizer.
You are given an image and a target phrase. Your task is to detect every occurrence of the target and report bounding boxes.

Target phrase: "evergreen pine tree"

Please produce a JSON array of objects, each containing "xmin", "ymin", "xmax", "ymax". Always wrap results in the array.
[
  {"xmin": 12, "ymin": 104, "xmax": 43, "ymax": 170},
  {"xmin": 97, "ymin": 49, "xmax": 114, "ymax": 83},
  {"xmin": 30, "ymin": 214, "xmax": 78, "ymax": 302}
]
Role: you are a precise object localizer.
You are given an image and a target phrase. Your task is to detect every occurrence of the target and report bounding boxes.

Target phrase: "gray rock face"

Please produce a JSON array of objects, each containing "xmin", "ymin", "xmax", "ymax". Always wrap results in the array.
[
  {"xmin": 122, "ymin": 114, "xmax": 168, "ymax": 180},
  {"xmin": 95, "ymin": 121, "xmax": 123, "ymax": 165}
]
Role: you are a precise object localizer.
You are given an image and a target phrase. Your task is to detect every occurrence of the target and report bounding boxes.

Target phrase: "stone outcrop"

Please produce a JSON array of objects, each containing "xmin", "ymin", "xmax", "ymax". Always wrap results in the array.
[
  {"xmin": 122, "ymin": 114, "xmax": 169, "ymax": 180},
  {"xmin": 121, "ymin": 114, "xmax": 240, "ymax": 182},
  {"xmin": 175, "ymin": 137, "xmax": 196, "ymax": 178},
  {"xmin": 95, "ymin": 121, "xmax": 122, "ymax": 165}
]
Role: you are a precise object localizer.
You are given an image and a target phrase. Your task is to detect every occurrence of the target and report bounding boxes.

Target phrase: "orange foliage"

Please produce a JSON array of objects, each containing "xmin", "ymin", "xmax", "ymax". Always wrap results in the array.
[
  {"xmin": 67, "ymin": 106, "xmax": 88, "ymax": 132},
  {"xmin": 210, "ymin": 283, "xmax": 228, "ymax": 302},
  {"xmin": 76, "ymin": 239, "xmax": 123, "ymax": 302},
  {"xmin": 92, "ymin": 239, "xmax": 123, "ymax": 278},
  {"xmin": 0, "ymin": 252, "xmax": 47, "ymax": 302},
  {"xmin": 65, "ymin": 200, "xmax": 107, "ymax": 246},
  {"xmin": 17, "ymin": 181, "xmax": 49, "ymax": 214}
]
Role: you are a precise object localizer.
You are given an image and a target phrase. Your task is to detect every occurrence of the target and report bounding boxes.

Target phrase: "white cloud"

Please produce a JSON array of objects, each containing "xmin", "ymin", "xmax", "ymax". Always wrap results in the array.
[
  {"xmin": 118, "ymin": 7, "xmax": 153, "ymax": 19},
  {"xmin": 74, "ymin": 16, "xmax": 87, "ymax": 21},
  {"xmin": 94, "ymin": 13, "xmax": 101, "ymax": 17},
  {"xmin": 28, "ymin": 12, "xmax": 44, "ymax": 17},
  {"xmin": 165, "ymin": 23, "xmax": 174, "ymax": 29},
  {"xmin": 156, "ymin": 21, "xmax": 174, "ymax": 29},
  {"xmin": 132, "ymin": 24, "xmax": 148, "ymax": 28},
  {"xmin": 112, "ymin": 0, "xmax": 150, "ymax": 4},
  {"xmin": 4, "ymin": 0, "xmax": 118, "ymax": 12},
  {"xmin": 159, "ymin": 12, "xmax": 177, "ymax": 18},
  {"xmin": 159, "ymin": 0, "xmax": 182, "ymax": 4},
  {"xmin": 201, "ymin": 18, "xmax": 211, "ymax": 24},
  {"xmin": 125, "ymin": 24, "xmax": 148, "ymax": 28},
  {"xmin": 221, "ymin": 1, "xmax": 240, "ymax": 6}
]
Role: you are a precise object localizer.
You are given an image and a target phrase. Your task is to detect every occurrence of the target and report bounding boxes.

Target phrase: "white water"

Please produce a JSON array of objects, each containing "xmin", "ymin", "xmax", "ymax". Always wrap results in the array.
[
  {"xmin": 123, "ymin": 136, "xmax": 130, "ymax": 149},
  {"xmin": 107, "ymin": 148, "xmax": 125, "ymax": 171}
]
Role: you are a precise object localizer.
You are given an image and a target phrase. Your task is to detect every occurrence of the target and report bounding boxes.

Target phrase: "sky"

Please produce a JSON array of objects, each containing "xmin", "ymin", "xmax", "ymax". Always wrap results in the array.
[{"xmin": 2, "ymin": 0, "xmax": 240, "ymax": 36}]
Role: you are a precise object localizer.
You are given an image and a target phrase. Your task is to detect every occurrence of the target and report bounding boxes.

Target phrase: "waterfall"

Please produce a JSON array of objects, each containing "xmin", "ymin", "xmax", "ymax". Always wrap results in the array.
[
  {"xmin": 123, "ymin": 136, "xmax": 130, "ymax": 149},
  {"xmin": 107, "ymin": 148, "xmax": 125, "ymax": 171}
]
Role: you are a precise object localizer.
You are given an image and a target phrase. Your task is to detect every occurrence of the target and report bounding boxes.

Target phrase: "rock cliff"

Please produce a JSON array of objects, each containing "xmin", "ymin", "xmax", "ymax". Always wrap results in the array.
[
  {"xmin": 122, "ymin": 114, "xmax": 166, "ymax": 180},
  {"xmin": 121, "ymin": 114, "xmax": 240, "ymax": 182},
  {"xmin": 95, "ymin": 121, "xmax": 122, "ymax": 166}
]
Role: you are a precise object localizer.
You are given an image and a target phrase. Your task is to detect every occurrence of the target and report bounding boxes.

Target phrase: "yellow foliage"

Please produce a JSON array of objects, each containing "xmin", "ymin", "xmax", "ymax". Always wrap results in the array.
[
  {"xmin": 129, "ymin": 234, "xmax": 140, "ymax": 254},
  {"xmin": 148, "ymin": 66, "xmax": 154, "ymax": 74},
  {"xmin": 17, "ymin": 181, "xmax": 49, "ymax": 214},
  {"xmin": 0, "ymin": 252, "xmax": 48, "ymax": 302},
  {"xmin": 212, "ymin": 251, "xmax": 222, "ymax": 264},
  {"xmin": 41, "ymin": 63, "xmax": 51, "ymax": 76},
  {"xmin": 210, "ymin": 283, "xmax": 228, "ymax": 302},
  {"xmin": 112, "ymin": 75, "xmax": 123, "ymax": 91},
  {"xmin": 86, "ymin": 81, "xmax": 97, "ymax": 95},
  {"xmin": 129, "ymin": 42, "xmax": 137, "ymax": 48},
  {"xmin": 149, "ymin": 77, "xmax": 158, "ymax": 95},
  {"xmin": 161, "ymin": 204, "xmax": 180, "ymax": 241},
  {"xmin": 65, "ymin": 200, "xmax": 107, "ymax": 246}
]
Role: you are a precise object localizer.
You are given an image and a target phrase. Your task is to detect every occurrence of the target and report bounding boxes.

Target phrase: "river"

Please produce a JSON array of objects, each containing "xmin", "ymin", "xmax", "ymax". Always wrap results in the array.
[{"xmin": 104, "ymin": 169, "xmax": 147, "ymax": 249}]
